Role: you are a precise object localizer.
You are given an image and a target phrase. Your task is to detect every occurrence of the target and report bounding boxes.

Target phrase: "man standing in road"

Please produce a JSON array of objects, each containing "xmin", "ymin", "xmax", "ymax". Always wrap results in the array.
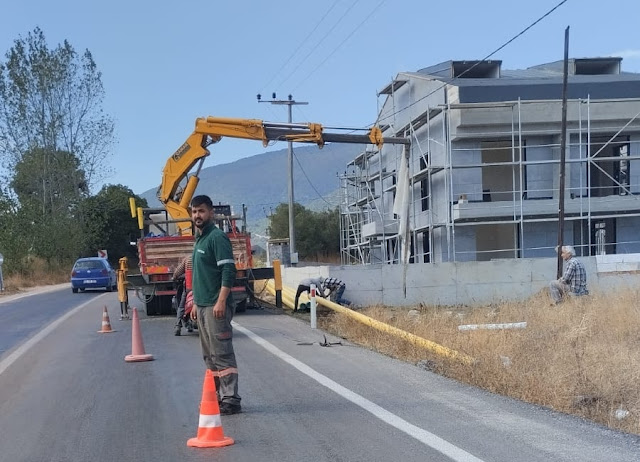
[
  {"xmin": 189, "ymin": 195, "xmax": 241, "ymax": 415},
  {"xmin": 549, "ymin": 245, "xmax": 589, "ymax": 305}
]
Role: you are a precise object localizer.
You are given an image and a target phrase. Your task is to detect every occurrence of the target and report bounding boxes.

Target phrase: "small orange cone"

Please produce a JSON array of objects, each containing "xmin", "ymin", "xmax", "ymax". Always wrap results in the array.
[
  {"xmin": 187, "ymin": 370, "xmax": 234, "ymax": 448},
  {"xmin": 97, "ymin": 306, "xmax": 116, "ymax": 333},
  {"xmin": 124, "ymin": 308, "xmax": 154, "ymax": 362}
]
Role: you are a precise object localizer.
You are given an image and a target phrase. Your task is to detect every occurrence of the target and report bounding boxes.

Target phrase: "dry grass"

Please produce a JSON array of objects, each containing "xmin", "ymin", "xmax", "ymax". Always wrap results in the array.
[
  {"xmin": 0, "ymin": 258, "xmax": 70, "ymax": 294},
  {"xmin": 319, "ymin": 289, "xmax": 640, "ymax": 435}
]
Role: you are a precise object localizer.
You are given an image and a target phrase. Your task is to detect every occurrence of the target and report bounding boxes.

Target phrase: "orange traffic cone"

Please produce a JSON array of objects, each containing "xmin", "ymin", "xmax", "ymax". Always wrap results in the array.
[
  {"xmin": 187, "ymin": 370, "xmax": 234, "ymax": 448},
  {"xmin": 124, "ymin": 308, "xmax": 154, "ymax": 362},
  {"xmin": 97, "ymin": 306, "xmax": 116, "ymax": 333}
]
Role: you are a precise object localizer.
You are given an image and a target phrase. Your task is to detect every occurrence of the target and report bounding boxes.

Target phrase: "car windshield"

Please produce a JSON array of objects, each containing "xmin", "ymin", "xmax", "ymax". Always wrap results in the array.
[{"xmin": 74, "ymin": 260, "xmax": 105, "ymax": 270}]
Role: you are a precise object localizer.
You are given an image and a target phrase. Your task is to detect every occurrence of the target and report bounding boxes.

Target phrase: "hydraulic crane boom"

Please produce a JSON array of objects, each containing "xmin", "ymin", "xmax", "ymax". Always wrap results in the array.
[{"xmin": 158, "ymin": 116, "xmax": 411, "ymax": 235}]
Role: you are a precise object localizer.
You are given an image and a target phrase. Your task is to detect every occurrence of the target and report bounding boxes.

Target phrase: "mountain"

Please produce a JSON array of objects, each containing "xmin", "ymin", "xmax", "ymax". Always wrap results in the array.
[{"xmin": 140, "ymin": 143, "xmax": 363, "ymax": 244}]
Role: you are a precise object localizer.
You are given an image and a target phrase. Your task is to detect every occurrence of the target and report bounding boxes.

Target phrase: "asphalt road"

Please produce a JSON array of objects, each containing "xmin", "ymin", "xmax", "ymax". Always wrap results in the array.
[{"xmin": 0, "ymin": 287, "xmax": 639, "ymax": 462}]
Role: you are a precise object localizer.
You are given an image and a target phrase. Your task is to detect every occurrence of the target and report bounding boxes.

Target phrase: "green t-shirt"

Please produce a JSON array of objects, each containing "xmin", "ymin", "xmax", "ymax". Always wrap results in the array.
[{"xmin": 191, "ymin": 223, "xmax": 236, "ymax": 306}]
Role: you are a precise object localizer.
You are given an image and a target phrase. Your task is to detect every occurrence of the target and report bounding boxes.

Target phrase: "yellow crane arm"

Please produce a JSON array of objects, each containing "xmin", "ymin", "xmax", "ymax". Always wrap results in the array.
[{"xmin": 158, "ymin": 116, "xmax": 410, "ymax": 236}]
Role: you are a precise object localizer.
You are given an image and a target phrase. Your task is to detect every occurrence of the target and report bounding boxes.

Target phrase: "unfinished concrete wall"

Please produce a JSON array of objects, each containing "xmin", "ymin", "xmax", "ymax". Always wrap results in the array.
[
  {"xmin": 431, "ymin": 227, "xmax": 447, "ymax": 263},
  {"xmin": 281, "ymin": 255, "xmax": 640, "ymax": 308},
  {"xmin": 451, "ymin": 141, "xmax": 482, "ymax": 201},
  {"xmin": 452, "ymin": 226, "xmax": 476, "ymax": 262},
  {"xmin": 630, "ymin": 135, "xmax": 640, "ymax": 194},
  {"xmin": 524, "ymin": 136, "xmax": 554, "ymax": 199},
  {"xmin": 521, "ymin": 222, "xmax": 558, "ymax": 258},
  {"xmin": 617, "ymin": 216, "xmax": 640, "ymax": 253},
  {"xmin": 568, "ymin": 134, "xmax": 588, "ymax": 198}
]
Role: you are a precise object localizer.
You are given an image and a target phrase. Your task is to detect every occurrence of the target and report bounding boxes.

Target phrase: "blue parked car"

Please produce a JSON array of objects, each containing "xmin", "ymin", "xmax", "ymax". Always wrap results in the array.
[{"xmin": 71, "ymin": 257, "xmax": 117, "ymax": 293}]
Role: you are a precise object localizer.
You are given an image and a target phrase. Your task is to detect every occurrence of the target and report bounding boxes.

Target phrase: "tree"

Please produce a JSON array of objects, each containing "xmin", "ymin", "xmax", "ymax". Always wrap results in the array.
[
  {"xmin": 267, "ymin": 202, "xmax": 308, "ymax": 241},
  {"xmin": 267, "ymin": 203, "xmax": 340, "ymax": 260},
  {"xmin": 11, "ymin": 147, "xmax": 88, "ymax": 215},
  {"xmin": 316, "ymin": 208, "xmax": 340, "ymax": 255},
  {"xmin": 0, "ymin": 187, "xmax": 23, "ymax": 272},
  {"xmin": 0, "ymin": 27, "xmax": 114, "ymax": 190},
  {"xmin": 80, "ymin": 184, "xmax": 148, "ymax": 264},
  {"xmin": 4, "ymin": 147, "xmax": 89, "ymax": 265}
]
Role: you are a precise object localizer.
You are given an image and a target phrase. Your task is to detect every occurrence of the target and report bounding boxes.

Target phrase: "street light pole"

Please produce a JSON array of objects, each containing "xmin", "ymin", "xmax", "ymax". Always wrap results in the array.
[{"xmin": 257, "ymin": 93, "xmax": 308, "ymax": 266}]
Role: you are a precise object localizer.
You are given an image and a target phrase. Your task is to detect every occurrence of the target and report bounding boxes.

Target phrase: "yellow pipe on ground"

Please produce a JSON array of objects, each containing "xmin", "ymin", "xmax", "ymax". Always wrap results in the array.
[
  {"xmin": 266, "ymin": 281, "xmax": 474, "ymax": 365},
  {"xmin": 265, "ymin": 281, "xmax": 295, "ymax": 309}
]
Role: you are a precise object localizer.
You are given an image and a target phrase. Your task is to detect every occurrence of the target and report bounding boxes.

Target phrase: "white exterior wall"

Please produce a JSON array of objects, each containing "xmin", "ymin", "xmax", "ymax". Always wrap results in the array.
[
  {"xmin": 282, "ymin": 256, "xmax": 640, "ymax": 307},
  {"xmin": 378, "ymin": 75, "xmax": 446, "ymax": 137}
]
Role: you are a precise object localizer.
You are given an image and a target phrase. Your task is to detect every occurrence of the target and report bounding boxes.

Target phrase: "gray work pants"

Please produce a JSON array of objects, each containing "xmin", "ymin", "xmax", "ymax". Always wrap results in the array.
[
  {"xmin": 196, "ymin": 301, "xmax": 241, "ymax": 405},
  {"xmin": 176, "ymin": 287, "xmax": 186, "ymax": 326},
  {"xmin": 549, "ymin": 280, "xmax": 569, "ymax": 303}
]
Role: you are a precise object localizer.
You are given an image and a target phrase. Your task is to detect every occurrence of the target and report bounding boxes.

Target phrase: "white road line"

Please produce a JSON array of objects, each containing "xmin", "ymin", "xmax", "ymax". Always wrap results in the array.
[
  {"xmin": 0, "ymin": 284, "xmax": 70, "ymax": 305},
  {"xmin": 0, "ymin": 294, "xmax": 107, "ymax": 377},
  {"xmin": 233, "ymin": 321, "xmax": 486, "ymax": 462}
]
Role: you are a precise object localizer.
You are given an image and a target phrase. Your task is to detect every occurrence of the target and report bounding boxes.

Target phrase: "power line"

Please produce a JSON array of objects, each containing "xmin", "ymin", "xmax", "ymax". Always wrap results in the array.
[
  {"xmin": 293, "ymin": 151, "xmax": 335, "ymax": 207},
  {"xmin": 259, "ymin": 0, "xmax": 341, "ymax": 95},
  {"xmin": 275, "ymin": 0, "xmax": 362, "ymax": 91},
  {"xmin": 293, "ymin": 0, "xmax": 387, "ymax": 92},
  {"xmin": 376, "ymin": 0, "xmax": 570, "ymax": 126}
]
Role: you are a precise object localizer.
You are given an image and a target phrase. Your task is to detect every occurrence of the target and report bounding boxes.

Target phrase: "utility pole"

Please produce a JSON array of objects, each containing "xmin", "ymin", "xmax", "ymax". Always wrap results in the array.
[
  {"xmin": 556, "ymin": 26, "xmax": 570, "ymax": 279},
  {"xmin": 257, "ymin": 93, "xmax": 308, "ymax": 266}
]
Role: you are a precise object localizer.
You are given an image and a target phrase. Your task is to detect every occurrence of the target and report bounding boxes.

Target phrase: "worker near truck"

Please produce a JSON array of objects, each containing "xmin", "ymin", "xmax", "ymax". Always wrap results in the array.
[
  {"xmin": 172, "ymin": 255, "xmax": 194, "ymax": 336},
  {"xmin": 189, "ymin": 194, "xmax": 241, "ymax": 415},
  {"xmin": 294, "ymin": 277, "xmax": 324, "ymax": 312},
  {"xmin": 294, "ymin": 276, "xmax": 350, "ymax": 311},
  {"xmin": 322, "ymin": 277, "xmax": 350, "ymax": 306}
]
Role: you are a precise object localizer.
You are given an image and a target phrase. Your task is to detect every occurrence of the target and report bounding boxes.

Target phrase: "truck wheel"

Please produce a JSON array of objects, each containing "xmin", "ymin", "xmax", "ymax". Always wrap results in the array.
[
  {"xmin": 72, "ymin": 287, "xmax": 78, "ymax": 293},
  {"xmin": 145, "ymin": 295, "xmax": 175, "ymax": 316}
]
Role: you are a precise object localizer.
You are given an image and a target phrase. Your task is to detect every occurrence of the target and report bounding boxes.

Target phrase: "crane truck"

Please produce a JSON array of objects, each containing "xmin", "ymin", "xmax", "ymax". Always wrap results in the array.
[{"xmin": 127, "ymin": 116, "xmax": 410, "ymax": 316}]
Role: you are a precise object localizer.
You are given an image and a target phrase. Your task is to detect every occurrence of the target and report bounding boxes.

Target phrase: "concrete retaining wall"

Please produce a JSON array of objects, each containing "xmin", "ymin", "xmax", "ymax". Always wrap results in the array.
[{"xmin": 281, "ymin": 255, "xmax": 640, "ymax": 307}]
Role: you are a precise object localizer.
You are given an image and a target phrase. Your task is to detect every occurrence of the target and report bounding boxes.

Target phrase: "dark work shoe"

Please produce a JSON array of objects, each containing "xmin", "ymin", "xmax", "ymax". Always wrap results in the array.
[
  {"xmin": 219, "ymin": 402, "xmax": 242, "ymax": 415},
  {"xmin": 174, "ymin": 326, "xmax": 181, "ymax": 336}
]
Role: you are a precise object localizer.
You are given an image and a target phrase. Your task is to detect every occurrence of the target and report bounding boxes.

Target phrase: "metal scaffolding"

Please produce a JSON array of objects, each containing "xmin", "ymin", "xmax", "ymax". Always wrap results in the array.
[{"xmin": 340, "ymin": 95, "xmax": 640, "ymax": 265}]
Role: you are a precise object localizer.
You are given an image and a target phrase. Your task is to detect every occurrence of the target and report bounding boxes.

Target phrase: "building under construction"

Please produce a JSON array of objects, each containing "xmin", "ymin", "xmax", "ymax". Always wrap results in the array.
[{"xmin": 340, "ymin": 58, "xmax": 640, "ymax": 265}]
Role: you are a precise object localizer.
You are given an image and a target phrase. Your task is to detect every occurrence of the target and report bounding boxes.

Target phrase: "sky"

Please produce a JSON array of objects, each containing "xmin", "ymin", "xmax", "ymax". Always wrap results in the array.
[{"xmin": 1, "ymin": 0, "xmax": 639, "ymax": 195}]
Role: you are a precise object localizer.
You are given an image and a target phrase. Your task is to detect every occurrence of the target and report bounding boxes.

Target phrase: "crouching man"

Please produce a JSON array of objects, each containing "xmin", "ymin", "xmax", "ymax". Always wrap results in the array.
[{"xmin": 549, "ymin": 245, "xmax": 589, "ymax": 305}]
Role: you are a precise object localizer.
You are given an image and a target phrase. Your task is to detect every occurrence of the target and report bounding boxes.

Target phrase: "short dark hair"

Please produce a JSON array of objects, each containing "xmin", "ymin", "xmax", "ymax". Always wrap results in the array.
[{"xmin": 191, "ymin": 195, "xmax": 213, "ymax": 209}]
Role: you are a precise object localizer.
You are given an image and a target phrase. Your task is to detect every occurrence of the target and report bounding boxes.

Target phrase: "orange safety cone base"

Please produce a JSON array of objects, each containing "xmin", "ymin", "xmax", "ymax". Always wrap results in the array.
[
  {"xmin": 98, "ymin": 306, "xmax": 115, "ymax": 333},
  {"xmin": 125, "ymin": 307, "xmax": 153, "ymax": 362},
  {"xmin": 124, "ymin": 353, "xmax": 154, "ymax": 362},
  {"xmin": 187, "ymin": 435, "xmax": 234, "ymax": 448},
  {"xmin": 98, "ymin": 306, "xmax": 115, "ymax": 334},
  {"xmin": 187, "ymin": 369, "xmax": 234, "ymax": 448}
]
